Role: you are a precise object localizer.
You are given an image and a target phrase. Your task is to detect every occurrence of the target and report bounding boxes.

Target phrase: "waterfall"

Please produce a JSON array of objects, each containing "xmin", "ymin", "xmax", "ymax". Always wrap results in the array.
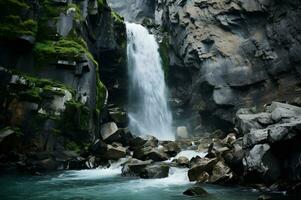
[{"xmin": 126, "ymin": 23, "xmax": 174, "ymax": 141}]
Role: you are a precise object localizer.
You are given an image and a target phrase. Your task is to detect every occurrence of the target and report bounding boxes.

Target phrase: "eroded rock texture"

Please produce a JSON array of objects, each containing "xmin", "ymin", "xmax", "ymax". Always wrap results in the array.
[
  {"xmin": 108, "ymin": 0, "xmax": 157, "ymax": 22},
  {"xmin": 0, "ymin": 0, "xmax": 127, "ymax": 171},
  {"xmin": 158, "ymin": 0, "xmax": 301, "ymax": 133}
]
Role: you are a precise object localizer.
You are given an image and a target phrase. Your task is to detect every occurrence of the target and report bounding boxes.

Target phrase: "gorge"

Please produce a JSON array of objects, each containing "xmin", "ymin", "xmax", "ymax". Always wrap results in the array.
[{"xmin": 0, "ymin": 0, "xmax": 301, "ymax": 200}]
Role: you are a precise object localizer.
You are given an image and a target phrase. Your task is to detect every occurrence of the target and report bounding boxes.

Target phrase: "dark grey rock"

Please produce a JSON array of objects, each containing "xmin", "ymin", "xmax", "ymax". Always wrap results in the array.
[
  {"xmin": 100, "ymin": 122, "xmax": 119, "ymax": 141},
  {"xmin": 188, "ymin": 157, "xmax": 218, "ymax": 181},
  {"xmin": 183, "ymin": 186, "xmax": 208, "ymax": 196},
  {"xmin": 140, "ymin": 163, "xmax": 170, "ymax": 179}
]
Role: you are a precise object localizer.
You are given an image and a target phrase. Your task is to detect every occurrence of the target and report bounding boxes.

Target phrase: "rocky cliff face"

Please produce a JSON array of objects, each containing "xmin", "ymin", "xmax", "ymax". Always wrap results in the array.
[
  {"xmin": 158, "ymin": 0, "xmax": 301, "ymax": 134},
  {"xmin": 108, "ymin": 0, "xmax": 156, "ymax": 22},
  {"xmin": 0, "ymin": 0, "xmax": 126, "ymax": 171}
]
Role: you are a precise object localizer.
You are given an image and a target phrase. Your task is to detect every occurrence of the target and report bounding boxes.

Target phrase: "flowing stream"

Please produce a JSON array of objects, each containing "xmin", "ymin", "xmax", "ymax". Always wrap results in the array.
[
  {"xmin": 0, "ymin": 151, "xmax": 259, "ymax": 200},
  {"xmin": 126, "ymin": 23, "xmax": 174, "ymax": 141}
]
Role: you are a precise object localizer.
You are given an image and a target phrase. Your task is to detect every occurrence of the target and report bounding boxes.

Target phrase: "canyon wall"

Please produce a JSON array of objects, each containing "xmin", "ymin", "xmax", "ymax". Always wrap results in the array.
[{"xmin": 0, "ymin": 0, "xmax": 126, "ymax": 163}]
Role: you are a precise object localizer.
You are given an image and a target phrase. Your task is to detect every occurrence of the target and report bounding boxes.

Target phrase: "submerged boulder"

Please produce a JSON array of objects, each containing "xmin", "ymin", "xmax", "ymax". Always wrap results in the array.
[{"xmin": 183, "ymin": 186, "xmax": 208, "ymax": 196}]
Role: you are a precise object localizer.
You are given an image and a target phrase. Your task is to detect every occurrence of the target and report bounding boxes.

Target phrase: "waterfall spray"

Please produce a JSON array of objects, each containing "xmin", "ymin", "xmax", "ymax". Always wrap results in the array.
[{"xmin": 126, "ymin": 23, "xmax": 174, "ymax": 141}]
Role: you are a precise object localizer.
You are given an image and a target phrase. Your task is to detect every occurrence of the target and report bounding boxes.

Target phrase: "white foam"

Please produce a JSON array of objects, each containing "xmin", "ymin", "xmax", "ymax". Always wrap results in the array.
[
  {"xmin": 175, "ymin": 150, "xmax": 207, "ymax": 160},
  {"xmin": 126, "ymin": 167, "xmax": 190, "ymax": 191}
]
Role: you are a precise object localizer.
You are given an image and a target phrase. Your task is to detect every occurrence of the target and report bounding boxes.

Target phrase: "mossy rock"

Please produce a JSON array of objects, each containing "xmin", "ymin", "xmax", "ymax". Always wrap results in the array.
[
  {"xmin": 9, "ymin": 72, "xmax": 73, "ymax": 103},
  {"xmin": 33, "ymin": 38, "xmax": 88, "ymax": 62},
  {"xmin": 60, "ymin": 100, "xmax": 90, "ymax": 132}
]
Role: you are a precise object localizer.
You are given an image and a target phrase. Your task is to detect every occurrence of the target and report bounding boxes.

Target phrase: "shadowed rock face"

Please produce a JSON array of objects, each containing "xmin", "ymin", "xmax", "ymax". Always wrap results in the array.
[
  {"xmin": 0, "ymin": 0, "xmax": 126, "ymax": 160},
  {"xmin": 107, "ymin": 0, "xmax": 156, "ymax": 22},
  {"xmin": 156, "ymin": 0, "xmax": 301, "ymax": 133}
]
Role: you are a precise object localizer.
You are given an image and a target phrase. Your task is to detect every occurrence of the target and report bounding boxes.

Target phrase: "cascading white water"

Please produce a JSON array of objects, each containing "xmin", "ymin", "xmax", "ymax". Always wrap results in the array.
[{"xmin": 126, "ymin": 23, "xmax": 174, "ymax": 141}]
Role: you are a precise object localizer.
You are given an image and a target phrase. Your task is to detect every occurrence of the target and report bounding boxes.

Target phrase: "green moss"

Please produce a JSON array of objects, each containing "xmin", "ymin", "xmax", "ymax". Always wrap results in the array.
[
  {"xmin": 0, "ymin": 15, "xmax": 37, "ymax": 39},
  {"xmin": 1, "ymin": 126, "xmax": 23, "ymax": 137},
  {"xmin": 23, "ymin": 74, "xmax": 73, "ymax": 93},
  {"xmin": 112, "ymin": 11, "xmax": 124, "ymax": 24},
  {"xmin": 19, "ymin": 87, "xmax": 42, "ymax": 102},
  {"xmin": 33, "ymin": 39, "xmax": 87, "ymax": 61},
  {"xmin": 68, "ymin": 3, "xmax": 83, "ymax": 21},
  {"xmin": 0, "ymin": 0, "xmax": 37, "ymax": 39},
  {"xmin": 10, "ymin": 71, "xmax": 74, "ymax": 103},
  {"xmin": 40, "ymin": 0, "xmax": 66, "ymax": 18},
  {"xmin": 97, "ymin": 0, "xmax": 106, "ymax": 10},
  {"xmin": 65, "ymin": 141, "xmax": 81, "ymax": 152},
  {"xmin": 61, "ymin": 100, "xmax": 90, "ymax": 132},
  {"xmin": 96, "ymin": 78, "xmax": 107, "ymax": 111}
]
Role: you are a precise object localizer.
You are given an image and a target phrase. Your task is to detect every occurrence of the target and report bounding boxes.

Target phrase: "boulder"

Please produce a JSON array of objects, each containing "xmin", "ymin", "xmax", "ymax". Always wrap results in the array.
[
  {"xmin": 243, "ymin": 129, "xmax": 268, "ymax": 148},
  {"xmin": 224, "ymin": 149, "xmax": 245, "ymax": 175},
  {"xmin": 109, "ymin": 109, "xmax": 129, "ymax": 127},
  {"xmin": 34, "ymin": 158, "xmax": 59, "ymax": 171},
  {"xmin": 188, "ymin": 157, "xmax": 218, "ymax": 181},
  {"xmin": 129, "ymin": 136, "xmax": 147, "ymax": 151},
  {"xmin": 222, "ymin": 133, "xmax": 237, "ymax": 144},
  {"xmin": 144, "ymin": 136, "xmax": 159, "ymax": 147},
  {"xmin": 209, "ymin": 161, "xmax": 233, "ymax": 184},
  {"xmin": 140, "ymin": 163, "xmax": 170, "ymax": 179},
  {"xmin": 104, "ymin": 144, "xmax": 127, "ymax": 160},
  {"xmin": 0, "ymin": 128, "xmax": 20, "ymax": 153},
  {"xmin": 160, "ymin": 141, "xmax": 181, "ymax": 156},
  {"xmin": 266, "ymin": 102, "xmax": 301, "ymax": 123},
  {"xmin": 176, "ymin": 156, "xmax": 190, "ymax": 167},
  {"xmin": 236, "ymin": 112, "xmax": 272, "ymax": 134},
  {"xmin": 100, "ymin": 122, "xmax": 118, "ymax": 141},
  {"xmin": 133, "ymin": 146, "xmax": 169, "ymax": 161},
  {"xmin": 122, "ymin": 158, "xmax": 153, "ymax": 176},
  {"xmin": 183, "ymin": 186, "xmax": 208, "ymax": 196},
  {"xmin": 243, "ymin": 144, "xmax": 281, "ymax": 182},
  {"xmin": 176, "ymin": 126, "xmax": 188, "ymax": 139},
  {"xmin": 104, "ymin": 128, "xmax": 134, "ymax": 146},
  {"xmin": 195, "ymin": 171, "xmax": 210, "ymax": 183},
  {"xmin": 90, "ymin": 139, "xmax": 107, "ymax": 156}
]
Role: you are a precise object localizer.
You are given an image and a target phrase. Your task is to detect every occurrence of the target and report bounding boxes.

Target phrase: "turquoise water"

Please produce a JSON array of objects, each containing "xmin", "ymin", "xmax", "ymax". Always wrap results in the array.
[{"xmin": 0, "ymin": 167, "xmax": 259, "ymax": 200}]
